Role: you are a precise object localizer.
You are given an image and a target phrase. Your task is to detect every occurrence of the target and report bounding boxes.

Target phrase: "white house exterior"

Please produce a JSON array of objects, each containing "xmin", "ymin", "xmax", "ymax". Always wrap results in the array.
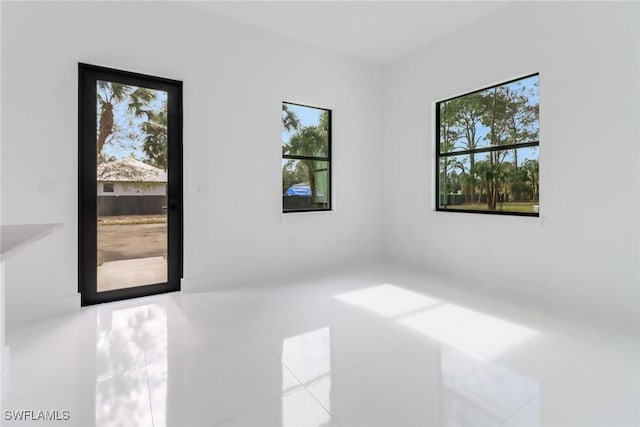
[
  {"xmin": 97, "ymin": 158, "xmax": 167, "ymax": 216},
  {"xmin": 97, "ymin": 181, "xmax": 166, "ymax": 196},
  {"xmin": 97, "ymin": 158, "xmax": 167, "ymax": 195}
]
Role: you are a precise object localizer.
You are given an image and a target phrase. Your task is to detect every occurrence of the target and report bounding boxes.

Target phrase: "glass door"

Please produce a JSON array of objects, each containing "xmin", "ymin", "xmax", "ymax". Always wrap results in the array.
[{"xmin": 79, "ymin": 64, "xmax": 182, "ymax": 305}]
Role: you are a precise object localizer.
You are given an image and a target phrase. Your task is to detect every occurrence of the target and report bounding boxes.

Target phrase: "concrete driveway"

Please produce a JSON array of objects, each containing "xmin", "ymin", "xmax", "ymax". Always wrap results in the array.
[{"xmin": 97, "ymin": 222, "xmax": 168, "ymax": 292}]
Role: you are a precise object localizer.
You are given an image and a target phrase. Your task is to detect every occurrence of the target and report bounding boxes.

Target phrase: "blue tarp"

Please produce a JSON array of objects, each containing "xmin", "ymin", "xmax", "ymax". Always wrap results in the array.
[{"xmin": 285, "ymin": 185, "xmax": 312, "ymax": 196}]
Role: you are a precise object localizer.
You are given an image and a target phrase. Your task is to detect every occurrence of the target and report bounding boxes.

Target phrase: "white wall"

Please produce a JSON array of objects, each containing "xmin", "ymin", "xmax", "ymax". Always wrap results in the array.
[
  {"xmin": 0, "ymin": 0, "xmax": 8, "ymax": 385},
  {"xmin": 0, "ymin": 2, "xmax": 383, "ymax": 322},
  {"xmin": 382, "ymin": 2, "xmax": 640, "ymax": 325}
]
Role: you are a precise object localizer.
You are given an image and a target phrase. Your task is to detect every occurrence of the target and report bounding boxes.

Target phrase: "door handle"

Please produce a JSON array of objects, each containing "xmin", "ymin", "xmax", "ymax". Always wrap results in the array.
[{"xmin": 167, "ymin": 184, "xmax": 179, "ymax": 211}]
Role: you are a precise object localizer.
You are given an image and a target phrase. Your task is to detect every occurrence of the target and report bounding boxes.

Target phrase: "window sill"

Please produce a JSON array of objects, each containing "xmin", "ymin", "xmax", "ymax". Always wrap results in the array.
[
  {"xmin": 434, "ymin": 208, "xmax": 539, "ymax": 217},
  {"xmin": 282, "ymin": 209, "xmax": 333, "ymax": 215}
]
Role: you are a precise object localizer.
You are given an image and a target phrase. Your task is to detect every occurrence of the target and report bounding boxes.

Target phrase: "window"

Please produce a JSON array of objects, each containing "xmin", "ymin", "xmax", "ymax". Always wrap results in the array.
[
  {"xmin": 282, "ymin": 102, "xmax": 331, "ymax": 212},
  {"xmin": 436, "ymin": 74, "xmax": 539, "ymax": 216},
  {"xmin": 103, "ymin": 182, "xmax": 114, "ymax": 193}
]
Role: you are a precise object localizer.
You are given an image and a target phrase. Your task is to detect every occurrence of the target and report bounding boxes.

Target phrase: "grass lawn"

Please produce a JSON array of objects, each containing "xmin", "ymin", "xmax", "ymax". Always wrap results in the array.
[{"xmin": 444, "ymin": 203, "xmax": 537, "ymax": 213}]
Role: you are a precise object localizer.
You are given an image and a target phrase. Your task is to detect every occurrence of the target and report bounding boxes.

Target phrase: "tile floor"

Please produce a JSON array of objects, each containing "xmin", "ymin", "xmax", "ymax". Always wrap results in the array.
[{"xmin": 1, "ymin": 264, "xmax": 638, "ymax": 426}]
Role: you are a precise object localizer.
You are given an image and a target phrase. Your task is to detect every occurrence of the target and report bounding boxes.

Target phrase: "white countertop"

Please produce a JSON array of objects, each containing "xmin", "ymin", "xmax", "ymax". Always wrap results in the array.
[{"xmin": 1, "ymin": 223, "xmax": 63, "ymax": 261}]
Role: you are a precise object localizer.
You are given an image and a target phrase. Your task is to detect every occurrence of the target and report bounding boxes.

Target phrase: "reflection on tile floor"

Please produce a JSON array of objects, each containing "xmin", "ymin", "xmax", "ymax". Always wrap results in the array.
[{"xmin": 2, "ymin": 264, "xmax": 638, "ymax": 426}]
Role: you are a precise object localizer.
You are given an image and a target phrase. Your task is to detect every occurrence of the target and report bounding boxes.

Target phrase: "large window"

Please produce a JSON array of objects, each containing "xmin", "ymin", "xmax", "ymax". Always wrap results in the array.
[
  {"xmin": 282, "ymin": 102, "xmax": 331, "ymax": 212},
  {"xmin": 436, "ymin": 74, "xmax": 539, "ymax": 216}
]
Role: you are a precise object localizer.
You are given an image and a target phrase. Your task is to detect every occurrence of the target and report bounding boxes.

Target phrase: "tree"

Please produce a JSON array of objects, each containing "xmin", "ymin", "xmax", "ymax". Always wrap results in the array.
[
  {"xmin": 282, "ymin": 160, "xmax": 307, "ymax": 194},
  {"xmin": 480, "ymin": 84, "xmax": 538, "ymax": 210},
  {"xmin": 460, "ymin": 172, "xmax": 478, "ymax": 204},
  {"xmin": 282, "ymin": 104, "xmax": 301, "ymax": 132},
  {"xmin": 522, "ymin": 159, "xmax": 539, "ymax": 202},
  {"xmin": 478, "ymin": 83, "xmax": 539, "ymax": 209},
  {"xmin": 96, "ymin": 82, "xmax": 156, "ymax": 156},
  {"xmin": 141, "ymin": 100, "xmax": 168, "ymax": 170},
  {"xmin": 502, "ymin": 82, "xmax": 539, "ymax": 168},
  {"xmin": 439, "ymin": 101, "xmax": 462, "ymax": 204},
  {"xmin": 282, "ymin": 109, "xmax": 329, "ymax": 203},
  {"xmin": 504, "ymin": 165, "xmax": 530, "ymax": 202},
  {"xmin": 482, "ymin": 86, "xmax": 509, "ymax": 210},
  {"xmin": 287, "ymin": 126, "xmax": 327, "ymax": 202},
  {"xmin": 449, "ymin": 93, "xmax": 486, "ymax": 168},
  {"xmin": 444, "ymin": 93, "xmax": 487, "ymax": 203}
]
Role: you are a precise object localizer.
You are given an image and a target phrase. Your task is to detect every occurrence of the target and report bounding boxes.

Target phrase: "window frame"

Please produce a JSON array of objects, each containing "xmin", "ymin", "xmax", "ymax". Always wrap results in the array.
[
  {"xmin": 282, "ymin": 101, "xmax": 332, "ymax": 213},
  {"xmin": 103, "ymin": 182, "xmax": 114, "ymax": 193},
  {"xmin": 434, "ymin": 73, "xmax": 540, "ymax": 217}
]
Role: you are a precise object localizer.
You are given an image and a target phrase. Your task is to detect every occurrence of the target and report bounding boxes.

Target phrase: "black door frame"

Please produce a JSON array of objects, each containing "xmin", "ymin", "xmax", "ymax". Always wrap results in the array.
[{"xmin": 78, "ymin": 63, "xmax": 183, "ymax": 306}]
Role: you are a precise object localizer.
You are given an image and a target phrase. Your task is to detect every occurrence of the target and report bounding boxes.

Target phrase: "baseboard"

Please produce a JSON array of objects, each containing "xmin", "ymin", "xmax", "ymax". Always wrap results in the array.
[{"xmin": 6, "ymin": 293, "xmax": 81, "ymax": 325}]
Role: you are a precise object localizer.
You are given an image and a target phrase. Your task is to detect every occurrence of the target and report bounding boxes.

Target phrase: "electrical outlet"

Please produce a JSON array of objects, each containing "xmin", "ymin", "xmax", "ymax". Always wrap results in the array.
[
  {"xmin": 197, "ymin": 184, "xmax": 208, "ymax": 194},
  {"xmin": 38, "ymin": 180, "xmax": 55, "ymax": 193}
]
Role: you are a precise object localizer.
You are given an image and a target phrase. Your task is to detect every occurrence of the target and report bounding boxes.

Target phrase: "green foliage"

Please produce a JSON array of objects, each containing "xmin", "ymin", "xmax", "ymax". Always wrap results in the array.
[
  {"xmin": 446, "ymin": 93, "xmax": 486, "ymax": 154},
  {"xmin": 128, "ymin": 87, "xmax": 157, "ymax": 118},
  {"xmin": 282, "ymin": 160, "xmax": 307, "ymax": 194},
  {"xmin": 287, "ymin": 127, "xmax": 326, "ymax": 157},
  {"xmin": 522, "ymin": 159, "xmax": 539, "ymax": 202},
  {"xmin": 141, "ymin": 102, "xmax": 168, "ymax": 170},
  {"xmin": 282, "ymin": 104, "xmax": 301, "ymax": 132}
]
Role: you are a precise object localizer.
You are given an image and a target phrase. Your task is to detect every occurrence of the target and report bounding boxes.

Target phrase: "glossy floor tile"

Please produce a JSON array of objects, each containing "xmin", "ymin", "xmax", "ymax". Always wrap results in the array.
[
  {"xmin": 214, "ymin": 388, "xmax": 336, "ymax": 427},
  {"xmin": 2, "ymin": 264, "xmax": 638, "ymax": 426}
]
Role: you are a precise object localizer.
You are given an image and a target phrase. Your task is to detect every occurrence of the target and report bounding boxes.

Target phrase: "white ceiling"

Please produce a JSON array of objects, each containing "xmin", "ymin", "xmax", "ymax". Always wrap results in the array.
[{"xmin": 186, "ymin": 1, "xmax": 510, "ymax": 66}]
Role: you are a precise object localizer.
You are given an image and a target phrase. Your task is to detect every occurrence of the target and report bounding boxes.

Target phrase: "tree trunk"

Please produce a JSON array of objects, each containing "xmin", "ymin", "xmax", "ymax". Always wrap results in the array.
[
  {"xmin": 306, "ymin": 160, "xmax": 316, "ymax": 206},
  {"xmin": 488, "ymin": 89, "xmax": 498, "ymax": 211},
  {"xmin": 97, "ymin": 102, "xmax": 114, "ymax": 155},
  {"xmin": 487, "ymin": 180, "xmax": 497, "ymax": 211}
]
